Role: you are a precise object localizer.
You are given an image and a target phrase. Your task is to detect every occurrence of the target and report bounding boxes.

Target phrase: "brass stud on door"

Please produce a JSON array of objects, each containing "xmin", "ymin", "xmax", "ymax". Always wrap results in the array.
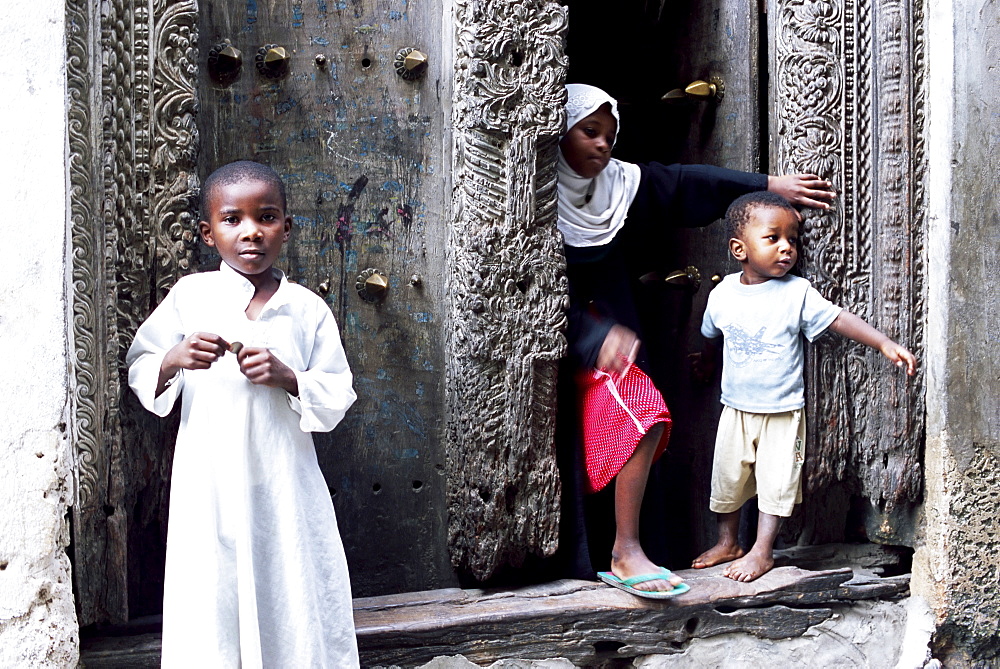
[
  {"xmin": 207, "ymin": 41, "xmax": 243, "ymax": 84},
  {"xmin": 356, "ymin": 269, "xmax": 389, "ymax": 302},
  {"xmin": 394, "ymin": 47, "xmax": 428, "ymax": 80},
  {"xmin": 256, "ymin": 44, "xmax": 291, "ymax": 78}
]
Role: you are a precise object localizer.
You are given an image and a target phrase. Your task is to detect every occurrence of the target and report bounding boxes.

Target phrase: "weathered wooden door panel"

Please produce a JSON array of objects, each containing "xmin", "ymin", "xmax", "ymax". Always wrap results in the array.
[{"xmin": 192, "ymin": 0, "xmax": 452, "ymax": 596}]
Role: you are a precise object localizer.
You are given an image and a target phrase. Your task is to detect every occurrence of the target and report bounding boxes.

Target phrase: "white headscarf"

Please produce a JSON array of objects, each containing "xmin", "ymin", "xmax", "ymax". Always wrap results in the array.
[{"xmin": 557, "ymin": 84, "xmax": 641, "ymax": 248}]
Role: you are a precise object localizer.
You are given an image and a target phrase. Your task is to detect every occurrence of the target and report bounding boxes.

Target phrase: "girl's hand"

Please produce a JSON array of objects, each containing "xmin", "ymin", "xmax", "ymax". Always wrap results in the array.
[
  {"xmin": 162, "ymin": 332, "xmax": 229, "ymax": 376},
  {"xmin": 768, "ymin": 174, "xmax": 836, "ymax": 210},
  {"xmin": 879, "ymin": 341, "xmax": 918, "ymax": 376},
  {"xmin": 596, "ymin": 325, "xmax": 640, "ymax": 376},
  {"xmin": 237, "ymin": 346, "xmax": 299, "ymax": 395}
]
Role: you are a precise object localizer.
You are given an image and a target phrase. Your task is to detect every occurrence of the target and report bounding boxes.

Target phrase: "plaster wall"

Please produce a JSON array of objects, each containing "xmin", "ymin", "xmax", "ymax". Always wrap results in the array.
[
  {"xmin": 0, "ymin": 0, "xmax": 79, "ymax": 666},
  {"xmin": 914, "ymin": 0, "xmax": 1000, "ymax": 662}
]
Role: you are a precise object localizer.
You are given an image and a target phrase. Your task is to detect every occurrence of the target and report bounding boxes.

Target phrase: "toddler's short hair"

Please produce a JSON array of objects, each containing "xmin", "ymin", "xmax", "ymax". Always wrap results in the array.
[
  {"xmin": 726, "ymin": 191, "xmax": 797, "ymax": 239},
  {"xmin": 201, "ymin": 160, "xmax": 287, "ymax": 217}
]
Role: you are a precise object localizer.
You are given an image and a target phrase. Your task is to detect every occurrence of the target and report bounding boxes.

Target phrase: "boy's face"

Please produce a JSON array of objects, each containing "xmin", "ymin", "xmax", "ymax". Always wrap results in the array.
[
  {"xmin": 199, "ymin": 179, "xmax": 291, "ymax": 281},
  {"xmin": 559, "ymin": 104, "xmax": 617, "ymax": 179},
  {"xmin": 729, "ymin": 205, "xmax": 800, "ymax": 285}
]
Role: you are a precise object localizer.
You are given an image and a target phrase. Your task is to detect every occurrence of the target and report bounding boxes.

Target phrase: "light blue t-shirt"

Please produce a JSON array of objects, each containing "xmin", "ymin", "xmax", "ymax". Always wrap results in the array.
[{"xmin": 701, "ymin": 273, "xmax": 842, "ymax": 413}]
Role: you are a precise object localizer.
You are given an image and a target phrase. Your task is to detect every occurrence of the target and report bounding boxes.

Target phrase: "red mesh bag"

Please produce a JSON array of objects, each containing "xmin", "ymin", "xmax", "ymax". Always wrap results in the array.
[{"xmin": 578, "ymin": 363, "xmax": 672, "ymax": 493}]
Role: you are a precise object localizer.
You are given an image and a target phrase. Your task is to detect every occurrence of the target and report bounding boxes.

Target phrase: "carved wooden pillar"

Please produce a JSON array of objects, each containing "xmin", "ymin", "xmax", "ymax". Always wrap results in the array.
[
  {"xmin": 447, "ymin": 0, "xmax": 569, "ymax": 579},
  {"xmin": 770, "ymin": 0, "xmax": 926, "ymax": 532},
  {"xmin": 67, "ymin": 0, "xmax": 199, "ymax": 624}
]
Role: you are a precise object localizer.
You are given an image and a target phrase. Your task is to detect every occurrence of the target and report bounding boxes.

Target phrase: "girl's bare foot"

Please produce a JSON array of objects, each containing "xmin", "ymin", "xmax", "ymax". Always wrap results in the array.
[
  {"xmin": 691, "ymin": 542, "xmax": 744, "ymax": 569},
  {"xmin": 610, "ymin": 546, "xmax": 684, "ymax": 593},
  {"xmin": 721, "ymin": 551, "xmax": 774, "ymax": 582}
]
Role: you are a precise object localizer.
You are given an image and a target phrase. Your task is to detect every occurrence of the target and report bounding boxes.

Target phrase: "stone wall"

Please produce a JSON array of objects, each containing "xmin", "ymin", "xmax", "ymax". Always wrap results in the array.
[
  {"xmin": 0, "ymin": 0, "xmax": 80, "ymax": 665},
  {"xmin": 914, "ymin": 0, "xmax": 1000, "ymax": 663}
]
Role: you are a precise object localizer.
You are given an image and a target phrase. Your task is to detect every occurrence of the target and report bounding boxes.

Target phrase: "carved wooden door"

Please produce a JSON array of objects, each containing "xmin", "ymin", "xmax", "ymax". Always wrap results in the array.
[
  {"xmin": 190, "ymin": 0, "xmax": 452, "ymax": 597},
  {"xmin": 566, "ymin": 0, "xmax": 763, "ymax": 563}
]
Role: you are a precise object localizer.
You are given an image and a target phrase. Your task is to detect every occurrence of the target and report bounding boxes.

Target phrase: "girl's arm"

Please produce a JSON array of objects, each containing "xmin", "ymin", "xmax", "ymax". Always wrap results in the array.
[
  {"xmin": 828, "ymin": 310, "xmax": 918, "ymax": 376},
  {"xmin": 638, "ymin": 163, "xmax": 768, "ymax": 229}
]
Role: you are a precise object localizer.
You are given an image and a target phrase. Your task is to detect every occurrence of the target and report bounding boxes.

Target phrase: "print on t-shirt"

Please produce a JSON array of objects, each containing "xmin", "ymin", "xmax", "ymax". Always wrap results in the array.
[{"xmin": 719, "ymin": 323, "xmax": 783, "ymax": 367}]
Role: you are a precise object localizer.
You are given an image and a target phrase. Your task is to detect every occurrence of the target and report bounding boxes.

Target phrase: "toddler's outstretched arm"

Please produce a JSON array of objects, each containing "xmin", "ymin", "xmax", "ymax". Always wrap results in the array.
[
  {"xmin": 768, "ymin": 174, "xmax": 836, "ymax": 210},
  {"xmin": 828, "ymin": 311, "xmax": 918, "ymax": 376}
]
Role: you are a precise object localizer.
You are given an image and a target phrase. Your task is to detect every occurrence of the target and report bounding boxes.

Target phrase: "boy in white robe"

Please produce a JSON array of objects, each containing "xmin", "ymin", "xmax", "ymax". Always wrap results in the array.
[{"xmin": 127, "ymin": 160, "xmax": 360, "ymax": 667}]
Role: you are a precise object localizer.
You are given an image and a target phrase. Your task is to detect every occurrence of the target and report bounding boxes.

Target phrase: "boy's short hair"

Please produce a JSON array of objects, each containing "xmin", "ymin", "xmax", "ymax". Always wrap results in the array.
[
  {"xmin": 201, "ymin": 160, "xmax": 287, "ymax": 217},
  {"xmin": 726, "ymin": 191, "xmax": 797, "ymax": 239}
]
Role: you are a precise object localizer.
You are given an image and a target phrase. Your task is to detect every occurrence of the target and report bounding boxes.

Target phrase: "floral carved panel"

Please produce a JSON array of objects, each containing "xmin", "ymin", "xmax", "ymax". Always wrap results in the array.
[
  {"xmin": 67, "ymin": 0, "xmax": 199, "ymax": 624},
  {"xmin": 770, "ymin": 0, "xmax": 926, "ymax": 532}
]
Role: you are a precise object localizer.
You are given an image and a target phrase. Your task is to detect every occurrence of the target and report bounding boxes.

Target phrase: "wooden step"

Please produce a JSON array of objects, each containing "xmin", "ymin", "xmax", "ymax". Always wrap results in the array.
[{"xmin": 82, "ymin": 560, "xmax": 908, "ymax": 667}]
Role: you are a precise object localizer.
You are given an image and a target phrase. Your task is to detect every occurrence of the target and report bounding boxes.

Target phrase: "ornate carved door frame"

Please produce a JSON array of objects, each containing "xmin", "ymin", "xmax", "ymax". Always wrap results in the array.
[
  {"xmin": 444, "ymin": 0, "xmax": 570, "ymax": 580},
  {"xmin": 67, "ymin": 0, "xmax": 200, "ymax": 624},
  {"xmin": 65, "ymin": 0, "xmax": 925, "ymax": 623},
  {"xmin": 769, "ymin": 0, "xmax": 926, "ymax": 536}
]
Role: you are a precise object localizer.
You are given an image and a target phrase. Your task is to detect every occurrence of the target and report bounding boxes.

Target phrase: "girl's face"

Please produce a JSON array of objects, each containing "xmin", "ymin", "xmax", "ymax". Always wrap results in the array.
[{"xmin": 560, "ymin": 103, "xmax": 617, "ymax": 178}]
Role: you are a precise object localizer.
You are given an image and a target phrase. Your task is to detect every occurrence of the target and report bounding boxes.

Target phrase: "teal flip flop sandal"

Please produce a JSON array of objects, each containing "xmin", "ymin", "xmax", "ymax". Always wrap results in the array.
[{"xmin": 597, "ymin": 567, "xmax": 691, "ymax": 599}]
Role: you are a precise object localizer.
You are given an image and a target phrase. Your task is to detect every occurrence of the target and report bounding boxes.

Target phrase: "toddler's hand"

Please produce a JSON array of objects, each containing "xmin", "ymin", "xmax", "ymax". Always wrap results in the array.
[
  {"xmin": 768, "ymin": 174, "xmax": 836, "ymax": 210},
  {"xmin": 237, "ymin": 346, "xmax": 299, "ymax": 395},
  {"xmin": 597, "ymin": 325, "xmax": 640, "ymax": 376},
  {"xmin": 688, "ymin": 351, "xmax": 715, "ymax": 386},
  {"xmin": 879, "ymin": 341, "xmax": 918, "ymax": 376},
  {"xmin": 162, "ymin": 332, "xmax": 229, "ymax": 375}
]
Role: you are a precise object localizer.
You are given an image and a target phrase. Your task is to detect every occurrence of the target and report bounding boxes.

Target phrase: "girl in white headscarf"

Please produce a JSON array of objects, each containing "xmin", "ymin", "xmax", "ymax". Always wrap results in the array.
[{"xmin": 556, "ymin": 83, "xmax": 835, "ymax": 598}]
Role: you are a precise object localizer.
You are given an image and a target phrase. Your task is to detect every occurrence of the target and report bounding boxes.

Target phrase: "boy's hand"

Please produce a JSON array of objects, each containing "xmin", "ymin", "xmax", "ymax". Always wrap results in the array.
[
  {"xmin": 597, "ymin": 325, "xmax": 640, "ymax": 376},
  {"xmin": 162, "ymin": 332, "xmax": 229, "ymax": 375},
  {"xmin": 767, "ymin": 174, "xmax": 836, "ymax": 210},
  {"xmin": 879, "ymin": 341, "xmax": 918, "ymax": 376},
  {"xmin": 237, "ymin": 346, "xmax": 299, "ymax": 396},
  {"xmin": 156, "ymin": 332, "xmax": 228, "ymax": 397},
  {"xmin": 689, "ymin": 338, "xmax": 721, "ymax": 386},
  {"xmin": 829, "ymin": 311, "xmax": 918, "ymax": 377}
]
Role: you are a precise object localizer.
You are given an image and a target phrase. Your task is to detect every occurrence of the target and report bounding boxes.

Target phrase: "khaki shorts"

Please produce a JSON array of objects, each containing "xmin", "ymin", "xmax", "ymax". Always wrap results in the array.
[{"xmin": 709, "ymin": 406, "xmax": 806, "ymax": 518}]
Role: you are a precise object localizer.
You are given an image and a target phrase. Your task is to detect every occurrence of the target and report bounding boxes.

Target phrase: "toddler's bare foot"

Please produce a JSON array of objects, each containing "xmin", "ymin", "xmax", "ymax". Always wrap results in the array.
[
  {"xmin": 691, "ymin": 542, "xmax": 744, "ymax": 569},
  {"xmin": 721, "ymin": 551, "xmax": 774, "ymax": 582},
  {"xmin": 610, "ymin": 547, "xmax": 684, "ymax": 593}
]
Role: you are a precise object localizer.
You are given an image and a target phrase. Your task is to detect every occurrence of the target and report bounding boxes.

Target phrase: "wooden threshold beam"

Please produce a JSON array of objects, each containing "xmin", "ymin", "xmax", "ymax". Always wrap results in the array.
[{"xmin": 81, "ymin": 545, "xmax": 910, "ymax": 668}]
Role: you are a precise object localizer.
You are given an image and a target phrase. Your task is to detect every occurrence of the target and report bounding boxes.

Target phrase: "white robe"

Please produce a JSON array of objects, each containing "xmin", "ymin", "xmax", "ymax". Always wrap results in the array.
[{"xmin": 127, "ymin": 263, "xmax": 360, "ymax": 668}]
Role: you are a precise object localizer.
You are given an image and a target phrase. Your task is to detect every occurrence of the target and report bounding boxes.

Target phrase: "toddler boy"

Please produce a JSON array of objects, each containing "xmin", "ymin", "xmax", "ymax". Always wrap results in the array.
[{"xmin": 692, "ymin": 191, "xmax": 916, "ymax": 582}]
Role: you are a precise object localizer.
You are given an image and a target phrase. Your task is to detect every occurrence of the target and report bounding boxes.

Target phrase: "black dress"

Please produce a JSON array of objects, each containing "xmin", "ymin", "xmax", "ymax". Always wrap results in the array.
[{"xmin": 557, "ymin": 162, "xmax": 767, "ymax": 578}]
